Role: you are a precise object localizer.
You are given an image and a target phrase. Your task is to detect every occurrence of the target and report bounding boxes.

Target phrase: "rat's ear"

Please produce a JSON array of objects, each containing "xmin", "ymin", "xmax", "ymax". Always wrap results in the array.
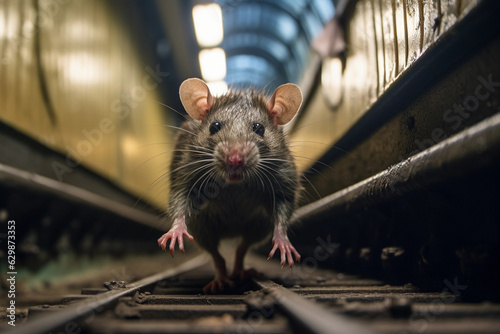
[
  {"xmin": 266, "ymin": 83, "xmax": 302, "ymax": 126},
  {"xmin": 179, "ymin": 78, "xmax": 214, "ymax": 120}
]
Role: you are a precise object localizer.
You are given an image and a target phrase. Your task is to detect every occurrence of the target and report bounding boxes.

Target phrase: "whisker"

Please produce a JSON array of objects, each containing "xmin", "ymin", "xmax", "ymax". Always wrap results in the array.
[
  {"xmin": 258, "ymin": 162, "xmax": 289, "ymax": 197},
  {"xmin": 289, "ymin": 154, "xmax": 335, "ymax": 171},
  {"xmin": 183, "ymin": 144, "xmax": 214, "ymax": 153},
  {"xmin": 198, "ymin": 169, "xmax": 218, "ymax": 202},
  {"xmin": 259, "ymin": 157, "xmax": 294, "ymax": 164},
  {"xmin": 135, "ymin": 142, "xmax": 175, "ymax": 149},
  {"xmin": 258, "ymin": 163, "xmax": 296, "ymax": 187},
  {"xmin": 251, "ymin": 168, "xmax": 266, "ymax": 190},
  {"xmin": 299, "ymin": 173, "xmax": 322, "ymax": 200},
  {"xmin": 291, "ymin": 120, "xmax": 325, "ymax": 131},
  {"xmin": 169, "ymin": 160, "xmax": 215, "ymax": 184},
  {"xmin": 289, "ymin": 140, "xmax": 361, "ymax": 160},
  {"xmin": 254, "ymin": 167, "xmax": 276, "ymax": 213},
  {"xmin": 163, "ymin": 124, "xmax": 197, "ymax": 137},
  {"xmin": 172, "ymin": 149, "xmax": 213, "ymax": 157},
  {"xmin": 187, "ymin": 166, "xmax": 217, "ymax": 204},
  {"xmin": 154, "ymin": 100, "xmax": 204, "ymax": 134},
  {"xmin": 135, "ymin": 147, "xmax": 212, "ymax": 174},
  {"xmin": 133, "ymin": 169, "xmax": 170, "ymax": 208},
  {"xmin": 154, "ymin": 100, "xmax": 188, "ymax": 120},
  {"xmin": 177, "ymin": 162, "xmax": 215, "ymax": 184},
  {"xmin": 134, "ymin": 151, "xmax": 173, "ymax": 172},
  {"xmin": 288, "ymin": 140, "xmax": 330, "ymax": 146}
]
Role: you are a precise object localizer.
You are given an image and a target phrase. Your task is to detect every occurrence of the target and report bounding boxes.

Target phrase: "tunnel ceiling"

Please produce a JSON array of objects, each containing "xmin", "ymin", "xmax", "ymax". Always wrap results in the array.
[
  {"xmin": 218, "ymin": 0, "xmax": 334, "ymax": 91},
  {"xmin": 152, "ymin": 0, "xmax": 334, "ymax": 95}
]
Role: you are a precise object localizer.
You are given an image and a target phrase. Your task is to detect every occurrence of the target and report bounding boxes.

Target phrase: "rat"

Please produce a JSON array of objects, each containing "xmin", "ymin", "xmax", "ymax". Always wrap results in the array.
[{"xmin": 157, "ymin": 78, "xmax": 302, "ymax": 293}]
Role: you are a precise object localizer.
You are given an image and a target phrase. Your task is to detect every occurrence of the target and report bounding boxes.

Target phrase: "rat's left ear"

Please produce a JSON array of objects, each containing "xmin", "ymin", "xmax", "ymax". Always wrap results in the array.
[{"xmin": 266, "ymin": 83, "xmax": 303, "ymax": 126}]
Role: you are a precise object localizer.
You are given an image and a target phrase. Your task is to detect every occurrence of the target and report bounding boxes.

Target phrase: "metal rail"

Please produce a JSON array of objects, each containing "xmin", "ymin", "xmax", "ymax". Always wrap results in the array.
[
  {"xmin": 256, "ymin": 280, "xmax": 379, "ymax": 334},
  {"xmin": 0, "ymin": 163, "xmax": 163, "ymax": 230},
  {"xmin": 5, "ymin": 254, "xmax": 209, "ymax": 334},
  {"xmin": 8, "ymin": 251, "xmax": 378, "ymax": 334},
  {"xmin": 5, "ymin": 252, "xmax": 500, "ymax": 333},
  {"xmin": 292, "ymin": 112, "xmax": 500, "ymax": 223}
]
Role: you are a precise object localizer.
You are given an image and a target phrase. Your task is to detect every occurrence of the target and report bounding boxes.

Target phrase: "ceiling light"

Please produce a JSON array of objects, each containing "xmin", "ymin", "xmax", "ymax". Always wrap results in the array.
[
  {"xmin": 207, "ymin": 80, "xmax": 228, "ymax": 97},
  {"xmin": 192, "ymin": 3, "xmax": 223, "ymax": 47},
  {"xmin": 321, "ymin": 57, "xmax": 343, "ymax": 108},
  {"xmin": 199, "ymin": 48, "xmax": 226, "ymax": 82}
]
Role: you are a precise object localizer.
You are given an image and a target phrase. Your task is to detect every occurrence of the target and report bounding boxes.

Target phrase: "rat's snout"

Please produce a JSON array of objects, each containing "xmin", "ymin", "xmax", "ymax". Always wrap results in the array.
[
  {"xmin": 227, "ymin": 148, "xmax": 245, "ymax": 167},
  {"xmin": 215, "ymin": 141, "xmax": 258, "ymax": 183},
  {"xmin": 226, "ymin": 146, "xmax": 245, "ymax": 182}
]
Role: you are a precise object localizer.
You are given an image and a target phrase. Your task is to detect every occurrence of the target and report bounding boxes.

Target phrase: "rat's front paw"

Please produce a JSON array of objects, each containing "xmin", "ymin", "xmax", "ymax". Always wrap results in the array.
[
  {"xmin": 157, "ymin": 217, "xmax": 194, "ymax": 257},
  {"xmin": 203, "ymin": 276, "xmax": 235, "ymax": 294},
  {"xmin": 268, "ymin": 236, "xmax": 301, "ymax": 268}
]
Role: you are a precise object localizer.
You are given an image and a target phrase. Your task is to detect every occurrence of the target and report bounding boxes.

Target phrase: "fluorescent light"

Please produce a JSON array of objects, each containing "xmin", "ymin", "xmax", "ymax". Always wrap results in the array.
[
  {"xmin": 207, "ymin": 80, "xmax": 228, "ymax": 97},
  {"xmin": 192, "ymin": 3, "xmax": 223, "ymax": 47},
  {"xmin": 321, "ymin": 57, "xmax": 343, "ymax": 108},
  {"xmin": 199, "ymin": 48, "xmax": 226, "ymax": 82},
  {"xmin": 65, "ymin": 52, "xmax": 105, "ymax": 85}
]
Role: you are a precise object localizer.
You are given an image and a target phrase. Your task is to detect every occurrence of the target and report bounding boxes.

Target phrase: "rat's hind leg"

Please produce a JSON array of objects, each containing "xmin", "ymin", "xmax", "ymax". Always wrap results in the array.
[
  {"xmin": 230, "ymin": 241, "xmax": 260, "ymax": 280},
  {"xmin": 204, "ymin": 249, "xmax": 234, "ymax": 294}
]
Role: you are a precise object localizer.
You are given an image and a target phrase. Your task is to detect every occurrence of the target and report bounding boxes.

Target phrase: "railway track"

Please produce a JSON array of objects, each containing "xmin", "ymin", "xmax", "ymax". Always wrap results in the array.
[
  {"xmin": 4, "ymin": 252, "xmax": 500, "ymax": 334},
  {"xmin": 1, "ymin": 114, "xmax": 499, "ymax": 333}
]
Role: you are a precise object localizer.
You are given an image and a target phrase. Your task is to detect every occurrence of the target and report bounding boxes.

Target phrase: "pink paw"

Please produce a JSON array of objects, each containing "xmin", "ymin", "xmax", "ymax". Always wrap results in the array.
[
  {"xmin": 268, "ymin": 236, "xmax": 301, "ymax": 268},
  {"xmin": 203, "ymin": 276, "xmax": 235, "ymax": 294},
  {"xmin": 157, "ymin": 218, "xmax": 194, "ymax": 257}
]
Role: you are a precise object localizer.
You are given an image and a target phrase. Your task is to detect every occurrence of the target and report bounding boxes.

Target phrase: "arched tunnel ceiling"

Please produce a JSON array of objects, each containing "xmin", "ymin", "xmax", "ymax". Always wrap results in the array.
[
  {"xmin": 218, "ymin": 0, "xmax": 334, "ymax": 91},
  {"xmin": 153, "ymin": 0, "xmax": 334, "ymax": 97}
]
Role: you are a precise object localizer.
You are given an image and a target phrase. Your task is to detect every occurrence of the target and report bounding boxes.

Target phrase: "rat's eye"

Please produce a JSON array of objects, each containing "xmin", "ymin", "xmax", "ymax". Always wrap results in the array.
[
  {"xmin": 252, "ymin": 123, "xmax": 265, "ymax": 137},
  {"xmin": 209, "ymin": 121, "xmax": 222, "ymax": 135}
]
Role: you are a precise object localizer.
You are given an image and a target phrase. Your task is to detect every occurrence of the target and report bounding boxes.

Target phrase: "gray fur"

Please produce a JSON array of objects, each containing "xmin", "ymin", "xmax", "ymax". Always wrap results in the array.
[{"xmin": 167, "ymin": 89, "xmax": 299, "ymax": 252}]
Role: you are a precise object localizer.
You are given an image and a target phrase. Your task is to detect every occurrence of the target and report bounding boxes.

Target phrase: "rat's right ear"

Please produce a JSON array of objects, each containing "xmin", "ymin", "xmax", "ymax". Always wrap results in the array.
[
  {"xmin": 266, "ymin": 83, "xmax": 302, "ymax": 127},
  {"xmin": 179, "ymin": 78, "xmax": 213, "ymax": 120}
]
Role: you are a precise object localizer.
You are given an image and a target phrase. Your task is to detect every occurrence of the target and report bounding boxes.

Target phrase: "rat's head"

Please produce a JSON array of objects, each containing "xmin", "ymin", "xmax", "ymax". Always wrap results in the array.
[{"xmin": 179, "ymin": 78, "xmax": 302, "ymax": 184}]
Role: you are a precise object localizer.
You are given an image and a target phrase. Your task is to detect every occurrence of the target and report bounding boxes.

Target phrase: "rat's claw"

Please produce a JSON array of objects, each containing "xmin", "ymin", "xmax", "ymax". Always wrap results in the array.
[
  {"xmin": 290, "ymin": 246, "xmax": 301, "ymax": 263},
  {"xmin": 175, "ymin": 230, "xmax": 194, "ymax": 255},
  {"xmin": 268, "ymin": 243, "xmax": 279, "ymax": 260},
  {"xmin": 177, "ymin": 234, "xmax": 184, "ymax": 254},
  {"xmin": 157, "ymin": 218, "xmax": 194, "ymax": 257},
  {"xmin": 280, "ymin": 244, "xmax": 287, "ymax": 268},
  {"xmin": 268, "ymin": 238, "xmax": 301, "ymax": 268},
  {"xmin": 169, "ymin": 235, "xmax": 177, "ymax": 257},
  {"xmin": 157, "ymin": 233, "xmax": 171, "ymax": 251},
  {"xmin": 286, "ymin": 244, "xmax": 301, "ymax": 268},
  {"xmin": 184, "ymin": 231, "xmax": 195, "ymax": 242},
  {"xmin": 203, "ymin": 276, "xmax": 234, "ymax": 294}
]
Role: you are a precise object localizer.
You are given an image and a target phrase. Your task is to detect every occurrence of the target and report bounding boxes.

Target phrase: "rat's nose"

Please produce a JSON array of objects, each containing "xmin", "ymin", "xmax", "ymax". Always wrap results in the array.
[{"xmin": 228, "ymin": 150, "xmax": 244, "ymax": 167}]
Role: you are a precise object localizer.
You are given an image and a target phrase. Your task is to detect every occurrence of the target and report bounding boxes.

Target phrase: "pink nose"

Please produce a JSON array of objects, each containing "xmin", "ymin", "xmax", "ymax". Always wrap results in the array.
[{"xmin": 228, "ymin": 152, "xmax": 244, "ymax": 167}]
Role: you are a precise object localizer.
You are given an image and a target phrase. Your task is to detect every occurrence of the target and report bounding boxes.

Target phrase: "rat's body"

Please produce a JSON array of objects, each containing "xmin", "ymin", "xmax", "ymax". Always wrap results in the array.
[{"xmin": 158, "ymin": 79, "xmax": 302, "ymax": 293}]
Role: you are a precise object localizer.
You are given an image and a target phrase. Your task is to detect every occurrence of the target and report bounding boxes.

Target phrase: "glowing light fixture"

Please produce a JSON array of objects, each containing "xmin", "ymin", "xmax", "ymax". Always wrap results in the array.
[
  {"xmin": 192, "ymin": 3, "xmax": 223, "ymax": 47},
  {"xmin": 207, "ymin": 80, "xmax": 228, "ymax": 97},
  {"xmin": 321, "ymin": 57, "xmax": 343, "ymax": 108},
  {"xmin": 65, "ymin": 52, "xmax": 105, "ymax": 85},
  {"xmin": 199, "ymin": 48, "xmax": 226, "ymax": 82}
]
